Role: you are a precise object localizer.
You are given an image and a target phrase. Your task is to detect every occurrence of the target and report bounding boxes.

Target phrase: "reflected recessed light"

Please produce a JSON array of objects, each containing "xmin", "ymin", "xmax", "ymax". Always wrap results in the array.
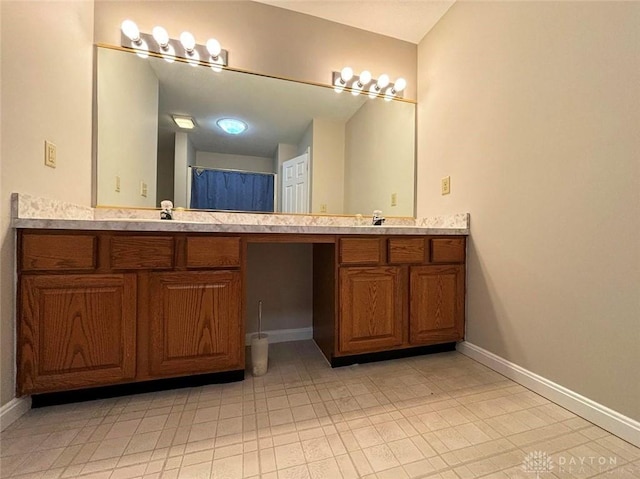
[
  {"xmin": 173, "ymin": 115, "xmax": 195, "ymax": 129},
  {"xmin": 217, "ymin": 118, "xmax": 247, "ymax": 135}
]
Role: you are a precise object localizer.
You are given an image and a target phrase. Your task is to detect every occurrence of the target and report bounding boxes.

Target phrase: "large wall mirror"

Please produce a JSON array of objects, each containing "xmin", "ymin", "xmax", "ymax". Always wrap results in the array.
[{"xmin": 95, "ymin": 45, "xmax": 416, "ymax": 216}]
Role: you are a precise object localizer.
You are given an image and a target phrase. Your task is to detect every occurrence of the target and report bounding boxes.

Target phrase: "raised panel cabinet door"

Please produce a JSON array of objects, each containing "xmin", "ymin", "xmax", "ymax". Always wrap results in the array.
[
  {"xmin": 339, "ymin": 267, "xmax": 403, "ymax": 354},
  {"xmin": 18, "ymin": 274, "xmax": 136, "ymax": 395},
  {"xmin": 410, "ymin": 265, "xmax": 465, "ymax": 345},
  {"xmin": 149, "ymin": 271, "xmax": 242, "ymax": 376}
]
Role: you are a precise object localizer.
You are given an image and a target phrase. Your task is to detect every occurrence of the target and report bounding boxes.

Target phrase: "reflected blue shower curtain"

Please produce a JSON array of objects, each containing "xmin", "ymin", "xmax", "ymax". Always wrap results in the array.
[{"xmin": 190, "ymin": 169, "xmax": 274, "ymax": 212}]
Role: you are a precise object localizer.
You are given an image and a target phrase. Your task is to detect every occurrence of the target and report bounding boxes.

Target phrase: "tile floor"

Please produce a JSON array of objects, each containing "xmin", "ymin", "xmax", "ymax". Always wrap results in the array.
[{"xmin": 1, "ymin": 341, "xmax": 639, "ymax": 479}]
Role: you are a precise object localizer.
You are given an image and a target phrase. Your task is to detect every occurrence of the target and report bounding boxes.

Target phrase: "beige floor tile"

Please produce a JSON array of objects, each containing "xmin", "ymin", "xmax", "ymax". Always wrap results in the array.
[
  {"xmin": 274, "ymin": 442, "xmax": 306, "ymax": 469},
  {"xmin": 362, "ymin": 444, "xmax": 400, "ymax": 472}
]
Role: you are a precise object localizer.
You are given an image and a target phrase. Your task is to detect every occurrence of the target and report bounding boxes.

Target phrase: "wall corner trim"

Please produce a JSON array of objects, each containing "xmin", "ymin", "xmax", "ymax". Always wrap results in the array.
[
  {"xmin": 245, "ymin": 327, "xmax": 313, "ymax": 346},
  {"xmin": 0, "ymin": 396, "xmax": 31, "ymax": 432},
  {"xmin": 457, "ymin": 341, "xmax": 640, "ymax": 448}
]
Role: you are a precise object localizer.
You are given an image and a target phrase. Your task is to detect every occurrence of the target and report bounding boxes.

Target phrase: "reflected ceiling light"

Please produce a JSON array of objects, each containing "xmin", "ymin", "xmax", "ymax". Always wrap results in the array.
[
  {"xmin": 173, "ymin": 115, "xmax": 196, "ymax": 129},
  {"xmin": 217, "ymin": 118, "xmax": 247, "ymax": 135},
  {"xmin": 119, "ymin": 20, "xmax": 229, "ymax": 70},
  {"xmin": 332, "ymin": 69, "xmax": 406, "ymax": 99}
]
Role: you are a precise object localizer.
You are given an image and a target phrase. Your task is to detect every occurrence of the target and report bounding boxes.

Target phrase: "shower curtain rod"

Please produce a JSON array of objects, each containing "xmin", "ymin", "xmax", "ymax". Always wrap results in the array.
[{"xmin": 189, "ymin": 165, "xmax": 276, "ymax": 176}]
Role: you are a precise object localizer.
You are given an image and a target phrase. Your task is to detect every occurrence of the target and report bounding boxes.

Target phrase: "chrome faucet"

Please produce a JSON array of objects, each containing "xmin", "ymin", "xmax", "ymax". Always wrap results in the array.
[{"xmin": 372, "ymin": 210, "xmax": 385, "ymax": 226}]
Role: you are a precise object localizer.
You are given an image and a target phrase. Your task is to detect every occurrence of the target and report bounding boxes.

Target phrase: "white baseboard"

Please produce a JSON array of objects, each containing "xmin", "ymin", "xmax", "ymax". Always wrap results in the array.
[
  {"xmin": 245, "ymin": 327, "xmax": 313, "ymax": 346},
  {"xmin": 0, "ymin": 396, "xmax": 31, "ymax": 431},
  {"xmin": 456, "ymin": 341, "xmax": 640, "ymax": 447}
]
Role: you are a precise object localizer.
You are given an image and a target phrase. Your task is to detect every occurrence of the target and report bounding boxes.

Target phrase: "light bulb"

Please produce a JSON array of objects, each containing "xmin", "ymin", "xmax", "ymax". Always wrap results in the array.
[
  {"xmin": 340, "ymin": 66, "xmax": 354, "ymax": 83},
  {"xmin": 152, "ymin": 26, "xmax": 169, "ymax": 48},
  {"xmin": 368, "ymin": 85, "xmax": 378, "ymax": 99},
  {"xmin": 134, "ymin": 39, "xmax": 149, "ymax": 59},
  {"xmin": 351, "ymin": 85, "xmax": 362, "ymax": 96},
  {"xmin": 210, "ymin": 57, "xmax": 223, "ymax": 73},
  {"xmin": 359, "ymin": 70, "xmax": 372, "ymax": 86},
  {"xmin": 376, "ymin": 74, "xmax": 390, "ymax": 89},
  {"xmin": 334, "ymin": 78, "xmax": 344, "ymax": 93},
  {"xmin": 206, "ymin": 38, "xmax": 221, "ymax": 58},
  {"xmin": 121, "ymin": 19, "xmax": 140, "ymax": 43},
  {"xmin": 384, "ymin": 88, "xmax": 394, "ymax": 101},
  {"xmin": 180, "ymin": 31, "xmax": 196, "ymax": 52},
  {"xmin": 161, "ymin": 43, "xmax": 175, "ymax": 63},
  {"xmin": 393, "ymin": 77, "xmax": 407, "ymax": 93},
  {"xmin": 186, "ymin": 50, "xmax": 200, "ymax": 67}
]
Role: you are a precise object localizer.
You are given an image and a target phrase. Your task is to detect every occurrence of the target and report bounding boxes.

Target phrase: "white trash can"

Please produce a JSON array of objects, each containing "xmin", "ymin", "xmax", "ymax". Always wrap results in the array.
[{"xmin": 251, "ymin": 333, "xmax": 269, "ymax": 377}]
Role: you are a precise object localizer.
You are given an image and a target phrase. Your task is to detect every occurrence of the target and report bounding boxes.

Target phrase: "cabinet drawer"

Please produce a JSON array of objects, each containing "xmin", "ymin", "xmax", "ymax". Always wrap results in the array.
[
  {"xmin": 388, "ymin": 238, "xmax": 425, "ymax": 264},
  {"xmin": 186, "ymin": 237, "xmax": 241, "ymax": 268},
  {"xmin": 22, "ymin": 234, "xmax": 96, "ymax": 271},
  {"xmin": 430, "ymin": 238, "xmax": 465, "ymax": 263},
  {"xmin": 339, "ymin": 238, "xmax": 382, "ymax": 265},
  {"xmin": 110, "ymin": 236, "xmax": 174, "ymax": 269}
]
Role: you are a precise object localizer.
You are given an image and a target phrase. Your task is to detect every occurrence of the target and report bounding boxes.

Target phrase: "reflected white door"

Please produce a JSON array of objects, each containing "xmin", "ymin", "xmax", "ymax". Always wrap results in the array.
[{"xmin": 282, "ymin": 149, "xmax": 310, "ymax": 214}]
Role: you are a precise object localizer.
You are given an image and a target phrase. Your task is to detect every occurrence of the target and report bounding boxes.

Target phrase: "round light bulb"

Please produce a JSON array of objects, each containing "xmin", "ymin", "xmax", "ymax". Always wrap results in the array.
[
  {"xmin": 368, "ymin": 85, "xmax": 378, "ymax": 99},
  {"xmin": 121, "ymin": 19, "xmax": 140, "ymax": 42},
  {"xmin": 393, "ymin": 77, "xmax": 407, "ymax": 92},
  {"xmin": 180, "ymin": 31, "xmax": 196, "ymax": 52},
  {"xmin": 334, "ymin": 78, "xmax": 344, "ymax": 93},
  {"xmin": 351, "ymin": 85, "xmax": 362, "ymax": 96},
  {"xmin": 340, "ymin": 66, "xmax": 354, "ymax": 83},
  {"xmin": 152, "ymin": 26, "xmax": 169, "ymax": 47},
  {"xmin": 359, "ymin": 70, "xmax": 372, "ymax": 85},
  {"xmin": 206, "ymin": 38, "xmax": 221, "ymax": 58},
  {"xmin": 376, "ymin": 74, "xmax": 390, "ymax": 89}
]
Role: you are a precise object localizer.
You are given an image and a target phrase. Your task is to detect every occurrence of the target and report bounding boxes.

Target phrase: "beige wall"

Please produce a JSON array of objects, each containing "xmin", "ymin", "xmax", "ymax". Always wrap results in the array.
[
  {"xmin": 310, "ymin": 119, "xmax": 345, "ymax": 215},
  {"xmin": 246, "ymin": 244, "xmax": 312, "ymax": 334},
  {"xmin": 0, "ymin": 1, "xmax": 95, "ymax": 407},
  {"xmin": 345, "ymin": 100, "xmax": 415, "ymax": 217},
  {"xmin": 96, "ymin": 48, "xmax": 158, "ymax": 207},
  {"xmin": 196, "ymin": 151, "xmax": 275, "ymax": 174},
  {"xmin": 173, "ymin": 132, "xmax": 195, "ymax": 208},
  {"xmin": 94, "ymin": 1, "xmax": 417, "ymax": 100},
  {"xmin": 417, "ymin": 2, "xmax": 640, "ymax": 420}
]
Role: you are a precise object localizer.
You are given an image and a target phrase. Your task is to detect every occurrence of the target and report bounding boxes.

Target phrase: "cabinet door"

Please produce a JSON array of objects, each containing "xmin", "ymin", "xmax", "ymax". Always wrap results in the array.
[
  {"xmin": 410, "ymin": 265, "xmax": 465, "ymax": 345},
  {"xmin": 339, "ymin": 267, "xmax": 403, "ymax": 354},
  {"xmin": 18, "ymin": 274, "xmax": 136, "ymax": 395},
  {"xmin": 149, "ymin": 271, "xmax": 242, "ymax": 376}
]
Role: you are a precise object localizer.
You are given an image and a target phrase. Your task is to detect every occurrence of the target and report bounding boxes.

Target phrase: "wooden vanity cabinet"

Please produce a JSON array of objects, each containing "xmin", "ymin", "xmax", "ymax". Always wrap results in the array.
[
  {"xmin": 148, "ymin": 270, "xmax": 242, "ymax": 377},
  {"xmin": 18, "ymin": 273, "xmax": 137, "ymax": 395},
  {"xmin": 17, "ymin": 230, "xmax": 244, "ymax": 396},
  {"xmin": 329, "ymin": 235, "xmax": 466, "ymax": 361}
]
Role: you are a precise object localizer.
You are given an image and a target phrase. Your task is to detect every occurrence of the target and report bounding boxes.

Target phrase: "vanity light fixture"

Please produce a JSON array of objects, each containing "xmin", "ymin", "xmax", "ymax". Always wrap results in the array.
[
  {"xmin": 173, "ymin": 115, "xmax": 196, "ymax": 129},
  {"xmin": 120, "ymin": 20, "xmax": 229, "ymax": 69},
  {"xmin": 151, "ymin": 26, "xmax": 175, "ymax": 62},
  {"xmin": 333, "ymin": 69, "xmax": 406, "ymax": 99},
  {"xmin": 217, "ymin": 118, "xmax": 247, "ymax": 135}
]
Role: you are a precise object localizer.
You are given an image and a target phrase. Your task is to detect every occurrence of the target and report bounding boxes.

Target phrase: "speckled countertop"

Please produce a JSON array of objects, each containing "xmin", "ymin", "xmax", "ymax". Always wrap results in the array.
[{"xmin": 11, "ymin": 193, "xmax": 470, "ymax": 236}]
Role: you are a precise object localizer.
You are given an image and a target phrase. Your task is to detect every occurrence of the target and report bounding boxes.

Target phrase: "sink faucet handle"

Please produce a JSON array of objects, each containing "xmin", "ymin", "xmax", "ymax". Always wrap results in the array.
[{"xmin": 372, "ymin": 210, "xmax": 385, "ymax": 225}]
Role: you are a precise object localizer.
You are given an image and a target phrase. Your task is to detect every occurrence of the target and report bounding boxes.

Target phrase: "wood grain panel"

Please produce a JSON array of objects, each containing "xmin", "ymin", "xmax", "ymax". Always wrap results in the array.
[
  {"xmin": 149, "ymin": 271, "xmax": 242, "ymax": 376},
  {"xmin": 409, "ymin": 265, "xmax": 465, "ymax": 344},
  {"xmin": 22, "ymin": 234, "xmax": 96, "ymax": 271},
  {"xmin": 18, "ymin": 274, "xmax": 136, "ymax": 395},
  {"xmin": 339, "ymin": 238, "xmax": 382, "ymax": 265},
  {"xmin": 338, "ymin": 267, "xmax": 403, "ymax": 354},
  {"xmin": 431, "ymin": 238, "xmax": 466, "ymax": 264},
  {"xmin": 313, "ymin": 244, "xmax": 336, "ymax": 362},
  {"xmin": 110, "ymin": 236, "xmax": 174, "ymax": 269},
  {"xmin": 388, "ymin": 238, "xmax": 425, "ymax": 264},
  {"xmin": 186, "ymin": 237, "xmax": 241, "ymax": 268}
]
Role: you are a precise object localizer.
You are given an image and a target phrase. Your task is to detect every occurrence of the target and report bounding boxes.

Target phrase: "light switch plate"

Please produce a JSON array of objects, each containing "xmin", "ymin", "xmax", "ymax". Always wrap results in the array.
[
  {"xmin": 115, "ymin": 176, "xmax": 121, "ymax": 193},
  {"xmin": 391, "ymin": 193, "xmax": 397, "ymax": 206},
  {"xmin": 441, "ymin": 176, "xmax": 451, "ymax": 195},
  {"xmin": 44, "ymin": 141, "xmax": 56, "ymax": 168},
  {"xmin": 140, "ymin": 181, "xmax": 148, "ymax": 198}
]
